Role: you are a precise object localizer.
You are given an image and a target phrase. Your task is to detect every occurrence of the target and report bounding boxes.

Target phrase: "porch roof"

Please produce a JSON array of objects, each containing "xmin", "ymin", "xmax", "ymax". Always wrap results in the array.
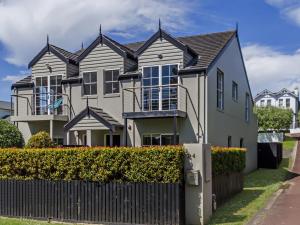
[{"xmin": 64, "ymin": 106, "xmax": 123, "ymax": 132}]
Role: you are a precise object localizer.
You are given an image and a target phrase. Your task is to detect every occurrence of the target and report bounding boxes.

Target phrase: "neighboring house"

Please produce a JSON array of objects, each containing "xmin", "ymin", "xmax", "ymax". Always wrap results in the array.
[
  {"xmin": 254, "ymin": 88, "xmax": 299, "ymax": 128},
  {"xmin": 0, "ymin": 100, "xmax": 13, "ymax": 121},
  {"xmin": 11, "ymin": 27, "xmax": 258, "ymax": 172}
]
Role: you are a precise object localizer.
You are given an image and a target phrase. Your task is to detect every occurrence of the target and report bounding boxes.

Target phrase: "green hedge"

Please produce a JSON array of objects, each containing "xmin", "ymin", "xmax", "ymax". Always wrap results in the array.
[
  {"xmin": 0, "ymin": 146, "xmax": 184, "ymax": 183},
  {"xmin": 212, "ymin": 146, "xmax": 246, "ymax": 176}
]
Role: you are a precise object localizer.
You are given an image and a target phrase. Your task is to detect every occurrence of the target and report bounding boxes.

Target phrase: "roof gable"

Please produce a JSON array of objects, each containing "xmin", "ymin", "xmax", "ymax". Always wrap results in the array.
[
  {"xmin": 134, "ymin": 29, "xmax": 197, "ymax": 58},
  {"xmin": 28, "ymin": 44, "xmax": 78, "ymax": 69},
  {"xmin": 77, "ymin": 35, "xmax": 135, "ymax": 62}
]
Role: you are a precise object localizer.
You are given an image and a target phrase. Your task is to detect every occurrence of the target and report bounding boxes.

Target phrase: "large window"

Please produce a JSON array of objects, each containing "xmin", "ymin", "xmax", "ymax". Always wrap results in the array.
[
  {"xmin": 267, "ymin": 99, "xmax": 271, "ymax": 106},
  {"xmin": 83, "ymin": 72, "xmax": 97, "ymax": 95},
  {"xmin": 260, "ymin": 100, "xmax": 265, "ymax": 107},
  {"xmin": 35, "ymin": 75, "xmax": 62, "ymax": 115},
  {"xmin": 104, "ymin": 69, "xmax": 119, "ymax": 94},
  {"xmin": 279, "ymin": 99, "xmax": 283, "ymax": 107},
  {"xmin": 232, "ymin": 81, "xmax": 238, "ymax": 101},
  {"xmin": 245, "ymin": 93, "xmax": 250, "ymax": 122},
  {"xmin": 217, "ymin": 70, "xmax": 224, "ymax": 110},
  {"xmin": 142, "ymin": 64, "xmax": 178, "ymax": 111},
  {"xmin": 142, "ymin": 133, "xmax": 179, "ymax": 146}
]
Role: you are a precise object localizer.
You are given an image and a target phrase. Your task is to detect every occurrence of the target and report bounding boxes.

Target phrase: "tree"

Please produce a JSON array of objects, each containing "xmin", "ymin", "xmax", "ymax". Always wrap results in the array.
[
  {"xmin": 0, "ymin": 120, "xmax": 24, "ymax": 148},
  {"xmin": 254, "ymin": 106, "xmax": 293, "ymax": 131},
  {"xmin": 26, "ymin": 131, "xmax": 54, "ymax": 148}
]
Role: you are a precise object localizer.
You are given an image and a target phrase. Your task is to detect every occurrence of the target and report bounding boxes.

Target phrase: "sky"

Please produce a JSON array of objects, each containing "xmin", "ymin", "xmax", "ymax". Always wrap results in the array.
[{"xmin": 1, "ymin": 0, "xmax": 300, "ymax": 100}]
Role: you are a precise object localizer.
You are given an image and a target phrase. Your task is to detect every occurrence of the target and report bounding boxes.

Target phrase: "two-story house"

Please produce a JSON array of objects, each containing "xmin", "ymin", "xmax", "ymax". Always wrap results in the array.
[
  {"xmin": 255, "ymin": 88, "xmax": 299, "ymax": 128},
  {"xmin": 11, "ymin": 27, "xmax": 258, "ymax": 172}
]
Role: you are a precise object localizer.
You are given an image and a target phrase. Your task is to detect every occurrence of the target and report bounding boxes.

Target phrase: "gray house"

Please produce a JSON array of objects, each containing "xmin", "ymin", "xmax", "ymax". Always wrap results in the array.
[{"xmin": 11, "ymin": 27, "xmax": 258, "ymax": 172}]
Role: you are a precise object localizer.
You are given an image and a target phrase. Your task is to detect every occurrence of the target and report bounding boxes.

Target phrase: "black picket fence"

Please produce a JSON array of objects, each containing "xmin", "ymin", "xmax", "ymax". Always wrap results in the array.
[{"xmin": 0, "ymin": 180, "xmax": 184, "ymax": 225}]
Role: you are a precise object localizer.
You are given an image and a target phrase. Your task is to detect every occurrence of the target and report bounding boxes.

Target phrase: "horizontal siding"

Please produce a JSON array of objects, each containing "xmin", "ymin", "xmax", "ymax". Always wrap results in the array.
[
  {"xmin": 71, "ymin": 116, "xmax": 108, "ymax": 130},
  {"xmin": 184, "ymin": 52, "xmax": 193, "ymax": 67},
  {"xmin": 139, "ymin": 38, "xmax": 184, "ymax": 67},
  {"xmin": 124, "ymin": 58, "xmax": 137, "ymax": 73},
  {"xmin": 32, "ymin": 52, "xmax": 66, "ymax": 77},
  {"xmin": 80, "ymin": 44, "xmax": 124, "ymax": 72},
  {"xmin": 67, "ymin": 64, "xmax": 79, "ymax": 77}
]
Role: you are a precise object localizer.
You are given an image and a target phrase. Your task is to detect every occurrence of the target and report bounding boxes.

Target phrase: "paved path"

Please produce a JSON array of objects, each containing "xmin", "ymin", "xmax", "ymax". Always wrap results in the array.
[{"xmin": 257, "ymin": 141, "xmax": 300, "ymax": 225}]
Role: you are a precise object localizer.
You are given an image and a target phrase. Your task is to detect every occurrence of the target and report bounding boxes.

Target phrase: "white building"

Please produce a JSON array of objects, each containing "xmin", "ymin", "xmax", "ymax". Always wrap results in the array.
[{"xmin": 254, "ymin": 88, "xmax": 299, "ymax": 128}]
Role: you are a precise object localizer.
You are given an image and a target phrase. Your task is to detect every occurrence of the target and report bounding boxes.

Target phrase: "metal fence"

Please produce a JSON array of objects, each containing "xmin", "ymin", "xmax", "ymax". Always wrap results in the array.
[{"xmin": 0, "ymin": 180, "xmax": 184, "ymax": 225}]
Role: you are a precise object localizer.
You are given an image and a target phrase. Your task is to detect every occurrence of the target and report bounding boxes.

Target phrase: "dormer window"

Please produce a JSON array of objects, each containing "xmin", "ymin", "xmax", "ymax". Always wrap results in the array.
[{"xmin": 83, "ymin": 72, "xmax": 97, "ymax": 95}]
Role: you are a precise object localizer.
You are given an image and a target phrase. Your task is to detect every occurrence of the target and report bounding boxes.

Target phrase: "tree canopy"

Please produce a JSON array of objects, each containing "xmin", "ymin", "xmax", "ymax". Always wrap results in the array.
[{"xmin": 254, "ymin": 106, "xmax": 293, "ymax": 131}]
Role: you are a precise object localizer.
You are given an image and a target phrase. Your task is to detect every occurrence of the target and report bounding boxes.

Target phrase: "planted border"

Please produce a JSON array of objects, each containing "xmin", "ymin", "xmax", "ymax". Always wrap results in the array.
[
  {"xmin": 212, "ymin": 146, "xmax": 246, "ymax": 176},
  {"xmin": 0, "ymin": 146, "xmax": 184, "ymax": 183}
]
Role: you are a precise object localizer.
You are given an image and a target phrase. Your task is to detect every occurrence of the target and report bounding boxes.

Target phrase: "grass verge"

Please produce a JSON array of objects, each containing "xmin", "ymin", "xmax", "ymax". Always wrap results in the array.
[
  {"xmin": 283, "ymin": 136, "xmax": 296, "ymax": 151},
  {"xmin": 0, "ymin": 217, "xmax": 73, "ymax": 225},
  {"xmin": 208, "ymin": 158, "xmax": 290, "ymax": 225}
]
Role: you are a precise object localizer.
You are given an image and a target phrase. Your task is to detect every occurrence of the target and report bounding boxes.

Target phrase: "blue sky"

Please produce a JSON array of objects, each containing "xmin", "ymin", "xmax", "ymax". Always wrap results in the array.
[{"xmin": 1, "ymin": 0, "xmax": 300, "ymax": 101}]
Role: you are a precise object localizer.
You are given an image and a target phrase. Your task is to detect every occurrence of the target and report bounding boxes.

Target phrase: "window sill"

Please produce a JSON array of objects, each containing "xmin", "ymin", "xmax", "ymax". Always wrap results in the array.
[
  {"xmin": 81, "ymin": 95, "xmax": 98, "ymax": 99},
  {"xmin": 104, "ymin": 93, "xmax": 120, "ymax": 98}
]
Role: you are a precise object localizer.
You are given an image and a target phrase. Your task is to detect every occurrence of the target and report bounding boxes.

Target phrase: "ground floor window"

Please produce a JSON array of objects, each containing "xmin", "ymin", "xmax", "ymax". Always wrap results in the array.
[
  {"xmin": 53, "ymin": 137, "xmax": 64, "ymax": 146},
  {"xmin": 142, "ymin": 133, "xmax": 179, "ymax": 146},
  {"xmin": 105, "ymin": 134, "xmax": 121, "ymax": 147}
]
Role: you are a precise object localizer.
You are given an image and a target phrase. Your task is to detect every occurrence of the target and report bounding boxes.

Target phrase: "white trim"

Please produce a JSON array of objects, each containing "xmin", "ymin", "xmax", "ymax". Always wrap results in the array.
[
  {"xmin": 103, "ymin": 68, "xmax": 121, "ymax": 95},
  {"xmin": 82, "ymin": 71, "xmax": 98, "ymax": 96}
]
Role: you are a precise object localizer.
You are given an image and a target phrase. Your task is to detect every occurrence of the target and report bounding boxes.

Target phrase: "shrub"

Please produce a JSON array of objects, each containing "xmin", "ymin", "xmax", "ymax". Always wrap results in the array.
[
  {"xmin": 211, "ymin": 146, "xmax": 246, "ymax": 176},
  {"xmin": 0, "ymin": 146, "xmax": 184, "ymax": 183},
  {"xmin": 0, "ymin": 120, "xmax": 23, "ymax": 148},
  {"xmin": 26, "ymin": 131, "xmax": 54, "ymax": 148}
]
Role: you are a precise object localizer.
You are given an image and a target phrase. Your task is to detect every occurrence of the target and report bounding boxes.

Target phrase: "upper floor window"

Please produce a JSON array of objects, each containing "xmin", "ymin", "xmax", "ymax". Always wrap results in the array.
[
  {"xmin": 232, "ymin": 81, "xmax": 238, "ymax": 102},
  {"xmin": 104, "ymin": 69, "xmax": 120, "ymax": 94},
  {"xmin": 260, "ymin": 100, "xmax": 265, "ymax": 107},
  {"xmin": 83, "ymin": 72, "xmax": 97, "ymax": 95},
  {"xmin": 245, "ymin": 93, "xmax": 250, "ymax": 122},
  {"xmin": 279, "ymin": 99, "xmax": 283, "ymax": 107},
  {"xmin": 217, "ymin": 70, "xmax": 224, "ymax": 110},
  {"xmin": 267, "ymin": 99, "xmax": 271, "ymax": 106},
  {"xmin": 286, "ymin": 98, "xmax": 290, "ymax": 108}
]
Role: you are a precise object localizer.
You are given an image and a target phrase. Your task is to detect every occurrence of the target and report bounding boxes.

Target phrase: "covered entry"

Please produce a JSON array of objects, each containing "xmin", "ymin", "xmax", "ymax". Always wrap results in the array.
[{"xmin": 64, "ymin": 106, "xmax": 123, "ymax": 146}]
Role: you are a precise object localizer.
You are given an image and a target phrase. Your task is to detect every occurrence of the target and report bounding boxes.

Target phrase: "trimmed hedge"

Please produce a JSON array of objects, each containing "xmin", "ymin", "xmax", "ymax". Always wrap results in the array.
[
  {"xmin": 0, "ymin": 146, "xmax": 184, "ymax": 183},
  {"xmin": 212, "ymin": 146, "xmax": 246, "ymax": 176}
]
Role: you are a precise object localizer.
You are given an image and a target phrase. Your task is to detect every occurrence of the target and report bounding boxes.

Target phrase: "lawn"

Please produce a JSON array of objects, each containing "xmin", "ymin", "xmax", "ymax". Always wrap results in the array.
[
  {"xmin": 283, "ymin": 136, "xmax": 296, "ymax": 151},
  {"xmin": 0, "ymin": 217, "xmax": 75, "ymax": 225},
  {"xmin": 208, "ymin": 158, "xmax": 290, "ymax": 225}
]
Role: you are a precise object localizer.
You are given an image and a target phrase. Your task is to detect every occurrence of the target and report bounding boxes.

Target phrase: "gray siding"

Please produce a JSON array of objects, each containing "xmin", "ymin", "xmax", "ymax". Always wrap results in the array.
[
  {"xmin": 124, "ymin": 58, "xmax": 137, "ymax": 73},
  {"xmin": 138, "ymin": 38, "xmax": 184, "ymax": 68},
  {"xmin": 70, "ymin": 116, "xmax": 109, "ymax": 131},
  {"xmin": 67, "ymin": 63, "xmax": 79, "ymax": 77},
  {"xmin": 32, "ymin": 52, "xmax": 67, "ymax": 78}
]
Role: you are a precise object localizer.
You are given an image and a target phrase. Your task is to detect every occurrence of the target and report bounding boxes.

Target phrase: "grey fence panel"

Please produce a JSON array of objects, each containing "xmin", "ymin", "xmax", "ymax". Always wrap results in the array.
[{"xmin": 0, "ymin": 180, "xmax": 184, "ymax": 225}]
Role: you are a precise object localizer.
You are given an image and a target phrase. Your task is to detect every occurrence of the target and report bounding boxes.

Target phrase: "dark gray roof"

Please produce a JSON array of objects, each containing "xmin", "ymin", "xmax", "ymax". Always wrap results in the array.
[
  {"xmin": 11, "ymin": 75, "xmax": 33, "ymax": 89},
  {"xmin": 50, "ymin": 44, "xmax": 79, "ymax": 61},
  {"xmin": 125, "ymin": 30, "xmax": 236, "ymax": 69},
  {"xmin": 255, "ymin": 88, "xmax": 298, "ymax": 101},
  {"xmin": 89, "ymin": 107, "xmax": 122, "ymax": 127}
]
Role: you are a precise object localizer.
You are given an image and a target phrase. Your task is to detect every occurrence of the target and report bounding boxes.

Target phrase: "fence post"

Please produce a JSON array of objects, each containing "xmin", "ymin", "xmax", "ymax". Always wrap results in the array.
[{"xmin": 184, "ymin": 143, "xmax": 212, "ymax": 225}]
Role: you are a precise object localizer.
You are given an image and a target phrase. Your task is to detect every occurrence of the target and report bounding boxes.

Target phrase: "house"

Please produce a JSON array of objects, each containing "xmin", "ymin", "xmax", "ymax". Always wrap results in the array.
[
  {"xmin": 255, "ymin": 88, "xmax": 299, "ymax": 128},
  {"xmin": 11, "ymin": 26, "xmax": 258, "ymax": 172},
  {"xmin": 0, "ymin": 100, "xmax": 13, "ymax": 121}
]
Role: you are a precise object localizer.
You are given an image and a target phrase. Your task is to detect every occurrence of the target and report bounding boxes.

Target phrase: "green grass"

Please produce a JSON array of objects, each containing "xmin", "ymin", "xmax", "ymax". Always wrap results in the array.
[
  {"xmin": 0, "ymin": 217, "xmax": 75, "ymax": 225},
  {"xmin": 283, "ymin": 136, "xmax": 296, "ymax": 151},
  {"xmin": 208, "ymin": 158, "xmax": 290, "ymax": 225}
]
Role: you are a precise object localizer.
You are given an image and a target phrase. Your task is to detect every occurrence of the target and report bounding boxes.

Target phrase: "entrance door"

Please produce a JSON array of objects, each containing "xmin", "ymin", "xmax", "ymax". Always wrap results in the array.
[{"xmin": 105, "ymin": 134, "xmax": 121, "ymax": 147}]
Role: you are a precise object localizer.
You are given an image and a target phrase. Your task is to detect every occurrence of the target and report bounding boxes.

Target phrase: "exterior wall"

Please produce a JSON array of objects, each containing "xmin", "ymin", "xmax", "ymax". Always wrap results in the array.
[
  {"xmin": 138, "ymin": 38, "xmax": 184, "ymax": 68},
  {"xmin": 13, "ymin": 87, "xmax": 33, "ymax": 117},
  {"xmin": 67, "ymin": 63, "xmax": 79, "ymax": 77},
  {"xmin": 206, "ymin": 37, "xmax": 258, "ymax": 173},
  {"xmin": 70, "ymin": 116, "xmax": 109, "ymax": 131},
  {"xmin": 32, "ymin": 52, "xmax": 67, "ymax": 78}
]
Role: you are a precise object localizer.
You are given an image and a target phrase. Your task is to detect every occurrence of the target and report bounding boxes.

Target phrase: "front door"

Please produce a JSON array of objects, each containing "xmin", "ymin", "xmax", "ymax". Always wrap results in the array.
[{"xmin": 105, "ymin": 134, "xmax": 121, "ymax": 147}]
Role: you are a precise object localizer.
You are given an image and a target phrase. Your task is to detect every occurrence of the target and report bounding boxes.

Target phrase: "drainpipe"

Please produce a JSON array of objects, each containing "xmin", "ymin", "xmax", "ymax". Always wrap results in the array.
[{"xmin": 204, "ymin": 72, "xmax": 207, "ymax": 144}]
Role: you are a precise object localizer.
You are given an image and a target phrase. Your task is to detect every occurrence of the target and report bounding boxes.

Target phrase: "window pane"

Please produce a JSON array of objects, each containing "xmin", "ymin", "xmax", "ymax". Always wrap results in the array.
[
  {"xmin": 170, "ymin": 99, "xmax": 177, "ymax": 110},
  {"xmin": 83, "ymin": 84, "xmax": 90, "ymax": 95},
  {"xmin": 104, "ymin": 71, "xmax": 112, "ymax": 82},
  {"xmin": 143, "ymin": 67, "xmax": 151, "ymax": 78},
  {"xmin": 170, "ymin": 65, "xmax": 178, "ymax": 76},
  {"xmin": 162, "ymin": 99, "xmax": 169, "ymax": 110},
  {"xmin": 50, "ymin": 76, "xmax": 56, "ymax": 85},
  {"xmin": 105, "ymin": 83, "xmax": 112, "ymax": 94},
  {"xmin": 91, "ymin": 72, "xmax": 97, "ymax": 82},
  {"xmin": 152, "ymin": 67, "xmax": 159, "ymax": 78},
  {"xmin": 113, "ymin": 70, "xmax": 119, "ymax": 81},
  {"xmin": 161, "ymin": 135, "xmax": 172, "ymax": 145},
  {"xmin": 57, "ymin": 86, "xmax": 62, "ymax": 94},
  {"xmin": 162, "ymin": 77, "xmax": 169, "ymax": 85},
  {"xmin": 143, "ymin": 135, "xmax": 151, "ymax": 146},
  {"xmin": 152, "ymin": 100, "xmax": 159, "ymax": 110},
  {"xmin": 90, "ymin": 84, "xmax": 97, "ymax": 95},
  {"xmin": 57, "ymin": 75, "xmax": 62, "ymax": 84},
  {"xmin": 83, "ymin": 73, "xmax": 90, "ymax": 83},
  {"xmin": 36, "ymin": 77, "xmax": 41, "ymax": 86},
  {"xmin": 162, "ymin": 65, "xmax": 169, "ymax": 77},
  {"xmin": 42, "ymin": 77, "xmax": 48, "ymax": 86},
  {"xmin": 170, "ymin": 76, "xmax": 178, "ymax": 84},
  {"xmin": 162, "ymin": 88, "xmax": 170, "ymax": 99},
  {"xmin": 151, "ymin": 134, "xmax": 160, "ymax": 145},
  {"xmin": 113, "ymin": 82, "xmax": 119, "ymax": 93},
  {"xmin": 143, "ymin": 79, "xmax": 150, "ymax": 86}
]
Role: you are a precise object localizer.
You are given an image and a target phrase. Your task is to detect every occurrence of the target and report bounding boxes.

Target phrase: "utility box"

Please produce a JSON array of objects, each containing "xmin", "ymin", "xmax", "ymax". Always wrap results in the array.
[{"xmin": 186, "ymin": 170, "xmax": 200, "ymax": 186}]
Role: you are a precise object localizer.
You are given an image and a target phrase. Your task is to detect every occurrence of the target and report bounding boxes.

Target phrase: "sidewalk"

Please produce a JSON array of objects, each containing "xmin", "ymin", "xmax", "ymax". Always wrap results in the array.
[{"xmin": 257, "ymin": 141, "xmax": 300, "ymax": 225}]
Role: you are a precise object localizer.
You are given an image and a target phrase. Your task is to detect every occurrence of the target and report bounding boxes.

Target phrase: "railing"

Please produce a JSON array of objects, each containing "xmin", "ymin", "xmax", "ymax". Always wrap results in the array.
[
  {"xmin": 11, "ymin": 92, "xmax": 75, "ymax": 119},
  {"xmin": 122, "ymin": 84, "xmax": 188, "ymax": 114}
]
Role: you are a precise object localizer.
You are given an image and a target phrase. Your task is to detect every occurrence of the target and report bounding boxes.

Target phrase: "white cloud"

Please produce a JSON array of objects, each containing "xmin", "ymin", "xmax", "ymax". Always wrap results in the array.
[
  {"xmin": 243, "ymin": 44, "xmax": 300, "ymax": 95},
  {"xmin": 0, "ymin": 0, "xmax": 195, "ymax": 66},
  {"xmin": 265, "ymin": 0, "xmax": 300, "ymax": 26}
]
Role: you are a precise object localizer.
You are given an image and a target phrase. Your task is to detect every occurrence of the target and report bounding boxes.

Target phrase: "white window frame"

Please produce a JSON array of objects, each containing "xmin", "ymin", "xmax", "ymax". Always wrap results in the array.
[
  {"xmin": 142, "ymin": 64, "xmax": 180, "ymax": 111},
  {"xmin": 35, "ymin": 74, "xmax": 63, "ymax": 115},
  {"xmin": 245, "ymin": 93, "xmax": 250, "ymax": 122},
  {"xmin": 217, "ymin": 69, "xmax": 224, "ymax": 110},
  {"xmin": 82, "ymin": 71, "xmax": 97, "ymax": 96},
  {"xmin": 103, "ymin": 68, "xmax": 120, "ymax": 95},
  {"xmin": 142, "ymin": 133, "xmax": 179, "ymax": 146}
]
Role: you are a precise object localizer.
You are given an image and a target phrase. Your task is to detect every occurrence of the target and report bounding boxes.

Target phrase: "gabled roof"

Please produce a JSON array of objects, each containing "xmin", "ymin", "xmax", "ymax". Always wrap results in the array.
[
  {"xmin": 255, "ymin": 88, "xmax": 298, "ymax": 101},
  {"xmin": 77, "ymin": 34, "xmax": 135, "ymax": 62},
  {"xmin": 11, "ymin": 75, "xmax": 33, "ymax": 89},
  {"xmin": 134, "ymin": 29, "xmax": 198, "ymax": 58},
  {"xmin": 28, "ymin": 44, "xmax": 79, "ymax": 68},
  {"xmin": 125, "ymin": 30, "xmax": 236, "ymax": 70},
  {"xmin": 64, "ymin": 106, "xmax": 123, "ymax": 132}
]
